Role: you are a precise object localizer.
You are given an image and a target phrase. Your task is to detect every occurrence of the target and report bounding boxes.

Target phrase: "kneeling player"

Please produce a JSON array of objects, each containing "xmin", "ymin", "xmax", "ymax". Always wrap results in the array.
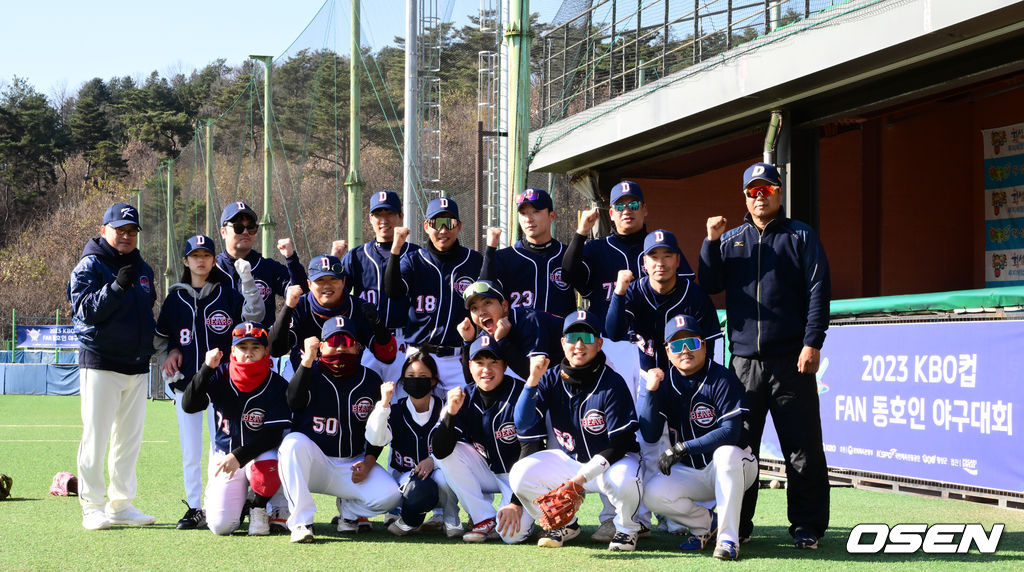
[
  {"xmin": 430, "ymin": 335, "xmax": 540, "ymax": 544},
  {"xmin": 639, "ymin": 314, "xmax": 757, "ymax": 560},
  {"xmin": 182, "ymin": 322, "xmax": 291, "ymax": 536},
  {"xmin": 511, "ymin": 310, "xmax": 644, "ymax": 551},
  {"xmin": 278, "ymin": 317, "xmax": 401, "ymax": 543},
  {"xmin": 365, "ymin": 352, "xmax": 462, "ymax": 537}
]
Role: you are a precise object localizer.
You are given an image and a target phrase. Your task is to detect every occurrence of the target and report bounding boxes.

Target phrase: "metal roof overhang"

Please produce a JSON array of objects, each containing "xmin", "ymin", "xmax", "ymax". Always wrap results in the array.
[{"xmin": 528, "ymin": 0, "xmax": 1024, "ymax": 176}]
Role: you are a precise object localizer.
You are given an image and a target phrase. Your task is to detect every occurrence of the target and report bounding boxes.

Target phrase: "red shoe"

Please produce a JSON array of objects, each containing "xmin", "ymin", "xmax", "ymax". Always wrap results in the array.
[{"xmin": 462, "ymin": 518, "xmax": 498, "ymax": 543}]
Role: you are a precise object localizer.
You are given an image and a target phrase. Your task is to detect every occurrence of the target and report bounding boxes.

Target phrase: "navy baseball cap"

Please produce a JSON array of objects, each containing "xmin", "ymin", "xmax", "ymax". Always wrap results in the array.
[
  {"xmin": 321, "ymin": 315, "xmax": 359, "ymax": 340},
  {"xmin": 103, "ymin": 203, "xmax": 142, "ymax": 229},
  {"xmin": 610, "ymin": 181, "xmax": 644, "ymax": 204},
  {"xmin": 425, "ymin": 196, "xmax": 459, "ymax": 219},
  {"xmin": 742, "ymin": 162, "xmax": 782, "ymax": 189},
  {"xmin": 463, "ymin": 280, "xmax": 505, "ymax": 309},
  {"xmin": 664, "ymin": 314, "xmax": 703, "ymax": 341},
  {"xmin": 369, "ymin": 190, "xmax": 402, "ymax": 213},
  {"xmin": 308, "ymin": 254, "xmax": 346, "ymax": 281},
  {"xmin": 643, "ymin": 229, "xmax": 682, "ymax": 256},
  {"xmin": 562, "ymin": 309, "xmax": 603, "ymax": 335},
  {"xmin": 220, "ymin": 201, "xmax": 258, "ymax": 226},
  {"xmin": 515, "ymin": 188, "xmax": 554, "ymax": 212},
  {"xmin": 468, "ymin": 334, "xmax": 501, "ymax": 360},
  {"xmin": 232, "ymin": 321, "xmax": 269, "ymax": 347},
  {"xmin": 183, "ymin": 234, "xmax": 216, "ymax": 256}
]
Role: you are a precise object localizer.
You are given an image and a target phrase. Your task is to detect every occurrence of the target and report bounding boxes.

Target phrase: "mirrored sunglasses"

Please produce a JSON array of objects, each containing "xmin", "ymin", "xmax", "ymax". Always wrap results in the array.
[
  {"xmin": 564, "ymin": 331, "xmax": 596, "ymax": 344},
  {"xmin": 612, "ymin": 200, "xmax": 642, "ymax": 212},
  {"xmin": 667, "ymin": 337, "xmax": 702, "ymax": 353},
  {"xmin": 325, "ymin": 333, "xmax": 358, "ymax": 348},
  {"xmin": 429, "ymin": 217, "xmax": 458, "ymax": 230},
  {"xmin": 743, "ymin": 185, "xmax": 778, "ymax": 199},
  {"xmin": 232, "ymin": 325, "xmax": 269, "ymax": 339},
  {"xmin": 516, "ymin": 190, "xmax": 541, "ymax": 205}
]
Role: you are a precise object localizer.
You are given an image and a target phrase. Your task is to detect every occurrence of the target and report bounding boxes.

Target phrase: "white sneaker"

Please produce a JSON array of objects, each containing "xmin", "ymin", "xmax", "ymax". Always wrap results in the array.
[
  {"xmin": 248, "ymin": 507, "xmax": 270, "ymax": 536},
  {"xmin": 336, "ymin": 518, "xmax": 358, "ymax": 533},
  {"xmin": 387, "ymin": 517, "xmax": 416, "ymax": 536},
  {"xmin": 82, "ymin": 509, "xmax": 111, "ymax": 530},
  {"xmin": 445, "ymin": 521, "xmax": 465, "ymax": 538},
  {"xmin": 290, "ymin": 524, "xmax": 315, "ymax": 543},
  {"xmin": 106, "ymin": 505, "xmax": 155, "ymax": 526}
]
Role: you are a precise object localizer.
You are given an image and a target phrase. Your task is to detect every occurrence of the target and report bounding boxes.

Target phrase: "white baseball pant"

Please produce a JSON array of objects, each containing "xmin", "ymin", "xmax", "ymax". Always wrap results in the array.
[
  {"xmin": 510, "ymin": 449, "xmax": 643, "ymax": 535},
  {"xmin": 278, "ymin": 432, "xmax": 401, "ymax": 529},
  {"xmin": 434, "ymin": 442, "xmax": 533, "ymax": 543},
  {"xmin": 169, "ymin": 389, "xmax": 215, "ymax": 509},
  {"xmin": 644, "ymin": 445, "xmax": 758, "ymax": 543},
  {"xmin": 204, "ymin": 449, "xmax": 286, "ymax": 535},
  {"xmin": 77, "ymin": 368, "xmax": 148, "ymax": 514}
]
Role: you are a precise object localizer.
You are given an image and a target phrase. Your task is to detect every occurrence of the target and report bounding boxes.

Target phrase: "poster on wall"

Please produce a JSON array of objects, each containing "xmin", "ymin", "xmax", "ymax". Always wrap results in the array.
[{"xmin": 982, "ymin": 122, "xmax": 1024, "ymax": 286}]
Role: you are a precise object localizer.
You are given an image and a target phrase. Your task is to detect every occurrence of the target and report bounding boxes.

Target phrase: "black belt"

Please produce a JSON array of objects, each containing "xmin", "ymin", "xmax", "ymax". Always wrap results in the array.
[{"xmin": 417, "ymin": 344, "xmax": 460, "ymax": 358}]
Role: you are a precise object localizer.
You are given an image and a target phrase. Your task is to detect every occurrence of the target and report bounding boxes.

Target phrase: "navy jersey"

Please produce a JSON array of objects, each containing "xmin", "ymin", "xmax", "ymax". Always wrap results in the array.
[
  {"xmin": 343, "ymin": 240, "xmax": 419, "ymax": 330},
  {"xmin": 397, "ymin": 245, "xmax": 482, "ymax": 348},
  {"xmin": 607, "ymin": 273, "xmax": 720, "ymax": 371},
  {"xmin": 292, "ymin": 364, "xmax": 383, "ymax": 458},
  {"xmin": 485, "ymin": 307, "xmax": 564, "ymax": 379},
  {"xmin": 386, "ymin": 396, "xmax": 442, "ymax": 472},
  {"xmin": 156, "ymin": 282, "xmax": 246, "ymax": 380},
  {"xmin": 482, "ymin": 240, "xmax": 574, "ymax": 317},
  {"xmin": 646, "ymin": 361, "xmax": 747, "ymax": 470},
  {"xmin": 449, "ymin": 378, "xmax": 542, "ymax": 474},
  {"xmin": 573, "ymin": 234, "xmax": 694, "ymax": 330},
  {"xmin": 284, "ymin": 293, "xmax": 379, "ymax": 369},
  {"xmin": 216, "ymin": 249, "xmax": 307, "ymax": 325},
  {"xmin": 520, "ymin": 361, "xmax": 640, "ymax": 463},
  {"xmin": 202, "ymin": 365, "xmax": 292, "ymax": 455}
]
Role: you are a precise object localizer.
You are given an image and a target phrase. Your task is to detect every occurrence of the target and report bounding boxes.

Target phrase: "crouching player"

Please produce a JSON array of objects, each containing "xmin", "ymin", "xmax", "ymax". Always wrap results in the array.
[
  {"xmin": 279, "ymin": 317, "xmax": 401, "ymax": 543},
  {"xmin": 640, "ymin": 314, "xmax": 758, "ymax": 560},
  {"xmin": 430, "ymin": 335, "xmax": 539, "ymax": 544},
  {"xmin": 510, "ymin": 310, "xmax": 644, "ymax": 551},
  {"xmin": 365, "ymin": 352, "xmax": 462, "ymax": 537},
  {"xmin": 181, "ymin": 322, "xmax": 291, "ymax": 536}
]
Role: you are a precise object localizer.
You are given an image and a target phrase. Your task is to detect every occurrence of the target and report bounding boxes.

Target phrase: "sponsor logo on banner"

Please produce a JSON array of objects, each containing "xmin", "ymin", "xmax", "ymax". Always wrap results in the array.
[{"xmin": 16, "ymin": 325, "xmax": 79, "ymax": 348}]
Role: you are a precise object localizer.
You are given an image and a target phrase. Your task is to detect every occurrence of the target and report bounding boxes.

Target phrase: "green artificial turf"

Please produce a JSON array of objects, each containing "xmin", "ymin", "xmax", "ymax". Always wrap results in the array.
[{"xmin": 1, "ymin": 395, "xmax": 1021, "ymax": 570}]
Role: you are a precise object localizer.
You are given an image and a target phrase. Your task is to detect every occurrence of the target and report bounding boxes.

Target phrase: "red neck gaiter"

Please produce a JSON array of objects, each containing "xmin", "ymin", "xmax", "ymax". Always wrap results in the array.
[{"xmin": 229, "ymin": 354, "xmax": 272, "ymax": 392}]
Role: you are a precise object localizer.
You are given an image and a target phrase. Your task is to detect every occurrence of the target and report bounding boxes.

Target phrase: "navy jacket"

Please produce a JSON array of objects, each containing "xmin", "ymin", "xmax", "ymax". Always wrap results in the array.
[
  {"xmin": 67, "ymin": 237, "xmax": 156, "ymax": 374},
  {"xmin": 698, "ymin": 210, "xmax": 831, "ymax": 358}
]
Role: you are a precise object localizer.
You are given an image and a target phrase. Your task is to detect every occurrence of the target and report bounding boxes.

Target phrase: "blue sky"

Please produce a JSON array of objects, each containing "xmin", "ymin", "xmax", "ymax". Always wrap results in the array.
[{"xmin": 0, "ymin": 0, "xmax": 560, "ymax": 101}]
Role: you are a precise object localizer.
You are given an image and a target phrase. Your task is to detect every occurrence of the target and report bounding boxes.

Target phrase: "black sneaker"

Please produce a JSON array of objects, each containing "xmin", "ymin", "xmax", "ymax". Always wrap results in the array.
[
  {"xmin": 794, "ymin": 528, "xmax": 819, "ymax": 550},
  {"xmin": 176, "ymin": 500, "xmax": 206, "ymax": 530},
  {"xmin": 537, "ymin": 522, "xmax": 581, "ymax": 547},
  {"xmin": 608, "ymin": 531, "xmax": 638, "ymax": 552}
]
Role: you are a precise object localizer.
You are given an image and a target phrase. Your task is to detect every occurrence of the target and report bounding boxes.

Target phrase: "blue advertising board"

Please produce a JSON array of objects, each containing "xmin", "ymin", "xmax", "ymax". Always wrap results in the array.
[
  {"xmin": 16, "ymin": 325, "xmax": 79, "ymax": 349},
  {"xmin": 760, "ymin": 320, "xmax": 1022, "ymax": 492}
]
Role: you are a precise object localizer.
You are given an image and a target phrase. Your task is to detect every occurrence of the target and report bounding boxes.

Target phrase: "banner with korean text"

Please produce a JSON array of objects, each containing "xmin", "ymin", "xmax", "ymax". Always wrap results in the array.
[
  {"xmin": 760, "ymin": 320, "xmax": 1022, "ymax": 492},
  {"xmin": 983, "ymin": 122, "xmax": 1024, "ymax": 286},
  {"xmin": 16, "ymin": 325, "xmax": 79, "ymax": 349}
]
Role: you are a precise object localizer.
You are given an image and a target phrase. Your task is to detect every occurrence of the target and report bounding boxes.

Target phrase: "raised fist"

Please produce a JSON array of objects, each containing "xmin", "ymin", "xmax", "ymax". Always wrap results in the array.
[
  {"xmin": 614, "ymin": 269, "xmax": 634, "ymax": 295},
  {"xmin": 487, "ymin": 227, "xmax": 503, "ymax": 248},
  {"xmin": 204, "ymin": 348, "xmax": 223, "ymax": 369},
  {"xmin": 380, "ymin": 381, "xmax": 396, "ymax": 404},
  {"xmin": 277, "ymin": 237, "xmax": 295, "ymax": 258},
  {"xmin": 577, "ymin": 207, "xmax": 600, "ymax": 235},
  {"xmin": 645, "ymin": 367, "xmax": 664, "ymax": 392},
  {"xmin": 392, "ymin": 227, "xmax": 411, "ymax": 254},
  {"xmin": 445, "ymin": 386, "xmax": 466, "ymax": 415},
  {"xmin": 285, "ymin": 284, "xmax": 303, "ymax": 308},
  {"xmin": 706, "ymin": 216, "xmax": 728, "ymax": 242},
  {"xmin": 527, "ymin": 354, "xmax": 550, "ymax": 387},
  {"xmin": 457, "ymin": 317, "xmax": 475, "ymax": 342},
  {"xmin": 331, "ymin": 240, "xmax": 348, "ymax": 258}
]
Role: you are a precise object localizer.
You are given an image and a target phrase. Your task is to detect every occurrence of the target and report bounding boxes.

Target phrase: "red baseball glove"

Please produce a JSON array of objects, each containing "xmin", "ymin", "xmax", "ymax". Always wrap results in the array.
[
  {"xmin": 534, "ymin": 480, "xmax": 584, "ymax": 530},
  {"xmin": 49, "ymin": 472, "xmax": 78, "ymax": 496}
]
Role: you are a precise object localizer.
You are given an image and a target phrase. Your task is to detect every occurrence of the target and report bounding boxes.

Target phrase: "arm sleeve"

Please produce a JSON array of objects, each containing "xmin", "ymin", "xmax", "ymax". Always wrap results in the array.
[
  {"xmin": 697, "ymin": 238, "xmax": 726, "ymax": 295},
  {"xmin": 365, "ymin": 444, "xmax": 384, "ymax": 459},
  {"xmin": 513, "ymin": 385, "xmax": 543, "ymax": 436},
  {"xmin": 636, "ymin": 387, "xmax": 666, "ymax": 444},
  {"xmin": 479, "ymin": 245, "xmax": 498, "ymax": 282},
  {"xmin": 286, "ymin": 364, "xmax": 313, "ymax": 411},
  {"xmin": 430, "ymin": 412, "xmax": 460, "ymax": 460},
  {"xmin": 69, "ymin": 260, "xmax": 126, "ymax": 325},
  {"xmin": 365, "ymin": 402, "xmax": 392, "ymax": 447},
  {"xmin": 285, "ymin": 253, "xmax": 309, "ymax": 293},
  {"xmin": 680, "ymin": 415, "xmax": 742, "ymax": 457},
  {"xmin": 268, "ymin": 305, "xmax": 295, "ymax": 358},
  {"xmin": 182, "ymin": 364, "xmax": 214, "ymax": 413},
  {"xmin": 237, "ymin": 276, "xmax": 266, "ymax": 325},
  {"xmin": 561, "ymin": 232, "xmax": 589, "ymax": 288},
  {"xmin": 592, "ymin": 430, "xmax": 635, "ymax": 466},
  {"xmin": 384, "ymin": 253, "xmax": 408, "ymax": 298},
  {"xmin": 605, "ymin": 291, "xmax": 630, "ymax": 342},
  {"xmin": 801, "ymin": 231, "xmax": 832, "ymax": 349},
  {"xmin": 231, "ymin": 427, "xmax": 285, "ymax": 467}
]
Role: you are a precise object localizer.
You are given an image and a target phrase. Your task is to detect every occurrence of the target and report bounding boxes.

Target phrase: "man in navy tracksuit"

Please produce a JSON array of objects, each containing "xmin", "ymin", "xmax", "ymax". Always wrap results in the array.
[
  {"xmin": 216, "ymin": 201, "xmax": 308, "ymax": 323},
  {"xmin": 479, "ymin": 188, "xmax": 574, "ymax": 317},
  {"xmin": 67, "ymin": 202, "xmax": 157, "ymax": 530},
  {"xmin": 699, "ymin": 162, "xmax": 831, "ymax": 550}
]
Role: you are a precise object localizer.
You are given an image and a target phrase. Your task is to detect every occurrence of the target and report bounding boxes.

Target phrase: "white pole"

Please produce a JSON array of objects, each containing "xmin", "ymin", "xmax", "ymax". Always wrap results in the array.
[{"xmin": 403, "ymin": 0, "xmax": 418, "ymax": 235}]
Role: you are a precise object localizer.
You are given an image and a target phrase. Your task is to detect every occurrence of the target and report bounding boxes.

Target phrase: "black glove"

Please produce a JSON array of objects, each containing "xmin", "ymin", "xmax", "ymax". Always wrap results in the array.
[
  {"xmin": 657, "ymin": 442, "xmax": 687, "ymax": 475},
  {"xmin": 115, "ymin": 265, "xmax": 137, "ymax": 290},
  {"xmin": 359, "ymin": 301, "xmax": 389, "ymax": 342}
]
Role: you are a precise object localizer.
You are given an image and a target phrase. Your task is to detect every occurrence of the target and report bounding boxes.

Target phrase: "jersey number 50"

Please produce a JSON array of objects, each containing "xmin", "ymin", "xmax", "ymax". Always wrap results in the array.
[{"xmin": 311, "ymin": 416, "xmax": 339, "ymax": 435}]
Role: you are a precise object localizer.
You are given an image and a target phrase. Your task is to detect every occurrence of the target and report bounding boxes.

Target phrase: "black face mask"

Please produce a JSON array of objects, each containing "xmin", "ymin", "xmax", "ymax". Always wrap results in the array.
[{"xmin": 401, "ymin": 376, "xmax": 433, "ymax": 399}]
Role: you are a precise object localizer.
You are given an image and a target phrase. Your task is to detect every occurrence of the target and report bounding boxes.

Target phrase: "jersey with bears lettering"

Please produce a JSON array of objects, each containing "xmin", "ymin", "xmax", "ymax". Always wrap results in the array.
[
  {"xmin": 397, "ymin": 245, "xmax": 482, "ymax": 348},
  {"xmin": 482, "ymin": 240, "xmax": 573, "ymax": 317},
  {"xmin": 216, "ymin": 249, "xmax": 307, "ymax": 325},
  {"xmin": 573, "ymin": 234, "xmax": 694, "ymax": 331},
  {"xmin": 292, "ymin": 363, "xmax": 383, "ymax": 458},
  {"xmin": 449, "ymin": 378, "xmax": 542, "ymax": 474},
  {"xmin": 648, "ymin": 361, "xmax": 747, "ymax": 470},
  {"xmin": 284, "ymin": 293, "xmax": 378, "ymax": 369},
  {"xmin": 343, "ymin": 240, "xmax": 419, "ymax": 330},
  {"xmin": 521, "ymin": 361, "xmax": 640, "ymax": 463},
  {"xmin": 484, "ymin": 306, "xmax": 563, "ymax": 379},
  {"xmin": 156, "ymin": 282, "xmax": 245, "ymax": 381},
  {"xmin": 608, "ymin": 273, "xmax": 720, "ymax": 371},
  {"xmin": 386, "ymin": 395, "xmax": 442, "ymax": 472},
  {"xmin": 201, "ymin": 365, "xmax": 292, "ymax": 455}
]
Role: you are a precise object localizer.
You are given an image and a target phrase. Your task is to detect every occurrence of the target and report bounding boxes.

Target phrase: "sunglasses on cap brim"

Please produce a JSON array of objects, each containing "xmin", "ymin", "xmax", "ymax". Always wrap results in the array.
[
  {"xmin": 515, "ymin": 190, "xmax": 541, "ymax": 205},
  {"xmin": 667, "ymin": 337, "xmax": 702, "ymax": 353},
  {"xmin": 428, "ymin": 217, "xmax": 458, "ymax": 230},
  {"xmin": 232, "ymin": 325, "xmax": 269, "ymax": 339},
  {"xmin": 743, "ymin": 185, "xmax": 778, "ymax": 199}
]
